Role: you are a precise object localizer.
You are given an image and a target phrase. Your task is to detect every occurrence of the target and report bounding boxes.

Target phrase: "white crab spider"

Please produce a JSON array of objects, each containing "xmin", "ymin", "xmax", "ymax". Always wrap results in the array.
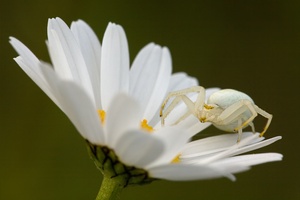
[{"xmin": 160, "ymin": 86, "xmax": 272, "ymax": 142}]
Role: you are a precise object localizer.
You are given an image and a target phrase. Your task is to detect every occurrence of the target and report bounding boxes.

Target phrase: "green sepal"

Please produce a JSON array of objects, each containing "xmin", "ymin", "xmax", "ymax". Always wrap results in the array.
[{"xmin": 86, "ymin": 141, "xmax": 156, "ymax": 187}]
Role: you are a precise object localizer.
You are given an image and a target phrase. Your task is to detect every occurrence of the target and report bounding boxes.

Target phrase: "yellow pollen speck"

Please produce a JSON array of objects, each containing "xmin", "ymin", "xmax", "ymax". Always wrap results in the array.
[
  {"xmin": 200, "ymin": 117, "xmax": 206, "ymax": 123},
  {"xmin": 140, "ymin": 119, "xmax": 154, "ymax": 133},
  {"xmin": 204, "ymin": 104, "xmax": 214, "ymax": 110},
  {"xmin": 98, "ymin": 110, "xmax": 106, "ymax": 124},
  {"xmin": 171, "ymin": 154, "xmax": 181, "ymax": 163}
]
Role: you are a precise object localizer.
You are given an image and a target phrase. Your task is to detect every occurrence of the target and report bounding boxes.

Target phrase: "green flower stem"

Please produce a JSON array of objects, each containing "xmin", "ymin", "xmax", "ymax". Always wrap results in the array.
[{"xmin": 96, "ymin": 175, "xmax": 124, "ymax": 200}]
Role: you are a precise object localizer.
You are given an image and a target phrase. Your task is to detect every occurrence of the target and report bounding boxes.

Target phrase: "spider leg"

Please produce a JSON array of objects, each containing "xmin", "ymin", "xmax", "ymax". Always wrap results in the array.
[
  {"xmin": 233, "ymin": 100, "xmax": 258, "ymax": 132},
  {"xmin": 172, "ymin": 95, "xmax": 199, "ymax": 125},
  {"xmin": 216, "ymin": 100, "xmax": 256, "ymax": 128},
  {"xmin": 161, "ymin": 96, "xmax": 183, "ymax": 125},
  {"xmin": 216, "ymin": 100, "xmax": 272, "ymax": 138},
  {"xmin": 213, "ymin": 100, "xmax": 257, "ymax": 142},
  {"xmin": 253, "ymin": 105, "xmax": 273, "ymax": 137},
  {"xmin": 161, "ymin": 95, "xmax": 197, "ymax": 125},
  {"xmin": 235, "ymin": 103, "xmax": 272, "ymax": 137},
  {"xmin": 237, "ymin": 119, "xmax": 255, "ymax": 142},
  {"xmin": 249, "ymin": 122, "xmax": 256, "ymax": 133},
  {"xmin": 160, "ymin": 86, "xmax": 205, "ymax": 116},
  {"xmin": 237, "ymin": 119, "xmax": 243, "ymax": 142},
  {"xmin": 160, "ymin": 86, "xmax": 206, "ymax": 125}
]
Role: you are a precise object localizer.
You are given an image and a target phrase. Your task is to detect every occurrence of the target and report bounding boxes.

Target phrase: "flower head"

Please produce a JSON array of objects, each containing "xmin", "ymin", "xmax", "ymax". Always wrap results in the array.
[{"xmin": 10, "ymin": 17, "xmax": 282, "ymax": 186}]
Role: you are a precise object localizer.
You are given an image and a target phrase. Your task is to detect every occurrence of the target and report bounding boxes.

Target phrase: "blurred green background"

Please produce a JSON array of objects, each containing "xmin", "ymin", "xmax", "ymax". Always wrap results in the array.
[{"xmin": 1, "ymin": 0, "xmax": 299, "ymax": 199}]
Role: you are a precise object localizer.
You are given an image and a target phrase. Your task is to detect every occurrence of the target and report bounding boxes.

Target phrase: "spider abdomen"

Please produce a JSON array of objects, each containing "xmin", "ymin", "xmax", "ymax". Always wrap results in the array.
[
  {"xmin": 208, "ymin": 89, "xmax": 254, "ymax": 108},
  {"xmin": 208, "ymin": 89, "xmax": 254, "ymax": 132}
]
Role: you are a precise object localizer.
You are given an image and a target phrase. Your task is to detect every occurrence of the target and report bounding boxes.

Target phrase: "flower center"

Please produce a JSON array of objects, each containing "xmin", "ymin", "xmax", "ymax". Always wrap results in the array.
[
  {"xmin": 98, "ymin": 110, "xmax": 106, "ymax": 124},
  {"xmin": 98, "ymin": 110, "xmax": 154, "ymax": 133},
  {"xmin": 171, "ymin": 154, "xmax": 181, "ymax": 163},
  {"xmin": 140, "ymin": 119, "xmax": 154, "ymax": 132}
]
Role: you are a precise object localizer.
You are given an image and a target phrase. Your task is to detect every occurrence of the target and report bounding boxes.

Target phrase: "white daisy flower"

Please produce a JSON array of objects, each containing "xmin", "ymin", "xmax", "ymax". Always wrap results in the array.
[{"xmin": 10, "ymin": 17, "xmax": 282, "ymax": 187}]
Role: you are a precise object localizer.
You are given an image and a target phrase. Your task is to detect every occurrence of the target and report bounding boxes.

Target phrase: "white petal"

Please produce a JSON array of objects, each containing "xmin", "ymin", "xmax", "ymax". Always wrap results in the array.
[
  {"xmin": 143, "ymin": 47, "xmax": 172, "ymax": 120},
  {"xmin": 209, "ymin": 163, "xmax": 250, "ymax": 178},
  {"xmin": 149, "ymin": 163, "xmax": 240, "ymax": 181},
  {"xmin": 47, "ymin": 18, "xmax": 95, "ymax": 101},
  {"xmin": 175, "ymin": 115, "xmax": 212, "ymax": 138},
  {"xmin": 101, "ymin": 23, "xmax": 129, "ymax": 110},
  {"xmin": 213, "ymin": 153, "xmax": 283, "ymax": 167},
  {"xmin": 40, "ymin": 63, "xmax": 104, "ymax": 145},
  {"xmin": 224, "ymin": 136, "xmax": 282, "ymax": 158},
  {"xmin": 146, "ymin": 126, "xmax": 191, "ymax": 168},
  {"xmin": 193, "ymin": 134, "xmax": 281, "ymax": 164},
  {"xmin": 129, "ymin": 43, "xmax": 172, "ymax": 120},
  {"xmin": 105, "ymin": 93, "xmax": 142, "ymax": 147},
  {"xmin": 129, "ymin": 43, "xmax": 158, "ymax": 112},
  {"xmin": 9, "ymin": 37, "xmax": 61, "ymax": 108},
  {"xmin": 47, "ymin": 25, "xmax": 72, "ymax": 79},
  {"xmin": 181, "ymin": 132, "xmax": 256, "ymax": 159},
  {"xmin": 168, "ymin": 72, "xmax": 198, "ymax": 92},
  {"xmin": 71, "ymin": 20, "xmax": 102, "ymax": 109},
  {"xmin": 10, "ymin": 37, "xmax": 40, "ymax": 68},
  {"xmin": 114, "ymin": 130, "xmax": 165, "ymax": 168}
]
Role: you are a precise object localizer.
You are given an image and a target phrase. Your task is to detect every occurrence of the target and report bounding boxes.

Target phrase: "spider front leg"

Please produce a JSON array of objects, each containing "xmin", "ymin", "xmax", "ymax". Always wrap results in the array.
[
  {"xmin": 160, "ymin": 86, "xmax": 206, "ymax": 126},
  {"xmin": 160, "ymin": 95, "xmax": 195, "ymax": 125}
]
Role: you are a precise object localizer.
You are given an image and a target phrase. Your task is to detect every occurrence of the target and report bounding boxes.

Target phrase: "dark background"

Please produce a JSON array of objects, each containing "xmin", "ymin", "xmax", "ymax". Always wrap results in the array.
[{"xmin": 1, "ymin": 0, "xmax": 299, "ymax": 199}]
